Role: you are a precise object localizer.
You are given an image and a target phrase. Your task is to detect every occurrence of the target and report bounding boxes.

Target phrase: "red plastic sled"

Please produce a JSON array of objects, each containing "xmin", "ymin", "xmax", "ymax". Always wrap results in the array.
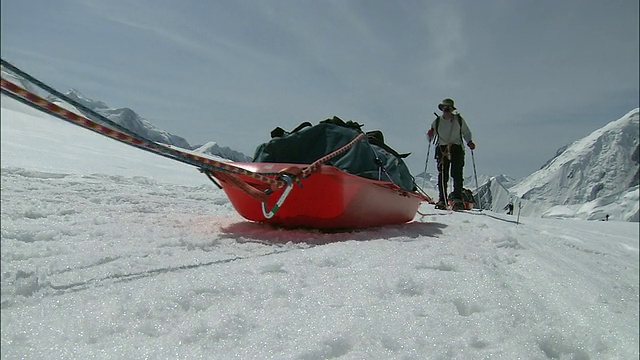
[{"xmin": 208, "ymin": 162, "xmax": 431, "ymax": 230}]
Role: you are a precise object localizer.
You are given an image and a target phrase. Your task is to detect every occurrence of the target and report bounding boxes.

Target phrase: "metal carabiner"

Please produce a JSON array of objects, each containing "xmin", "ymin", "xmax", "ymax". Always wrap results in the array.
[{"xmin": 261, "ymin": 173, "xmax": 295, "ymax": 219}]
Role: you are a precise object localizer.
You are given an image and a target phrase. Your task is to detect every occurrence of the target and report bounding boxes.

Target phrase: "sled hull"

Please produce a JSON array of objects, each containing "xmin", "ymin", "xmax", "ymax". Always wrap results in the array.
[{"xmin": 210, "ymin": 163, "xmax": 427, "ymax": 230}]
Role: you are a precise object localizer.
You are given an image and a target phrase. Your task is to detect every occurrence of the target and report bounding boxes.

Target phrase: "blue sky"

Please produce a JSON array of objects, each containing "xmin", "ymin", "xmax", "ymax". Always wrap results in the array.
[{"xmin": 2, "ymin": 0, "xmax": 638, "ymax": 179}]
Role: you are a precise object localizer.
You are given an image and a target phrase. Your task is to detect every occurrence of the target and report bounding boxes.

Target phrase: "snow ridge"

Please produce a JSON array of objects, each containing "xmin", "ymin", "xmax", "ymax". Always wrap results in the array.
[
  {"xmin": 512, "ymin": 108, "xmax": 639, "ymax": 204},
  {"xmin": 193, "ymin": 141, "xmax": 252, "ymax": 162},
  {"xmin": 473, "ymin": 109, "xmax": 639, "ymax": 221},
  {"xmin": 62, "ymin": 90, "xmax": 193, "ymax": 150}
]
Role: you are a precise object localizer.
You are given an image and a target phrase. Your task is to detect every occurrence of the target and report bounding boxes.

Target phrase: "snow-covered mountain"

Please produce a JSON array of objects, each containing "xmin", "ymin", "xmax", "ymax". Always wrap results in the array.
[
  {"xmin": 1, "ymin": 68, "xmax": 251, "ymax": 162},
  {"xmin": 193, "ymin": 141, "xmax": 252, "ymax": 162},
  {"xmin": 63, "ymin": 89, "xmax": 192, "ymax": 150},
  {"xmin": 61, "ymin": 90, "xmax": 255, "ymax": 162},
  {"xmin": 484, "ymin": 174, "xmax": 517, "ymax": 188},
  {"xmin": 478, "ymin": 108, "xmax": 639, "ymax": 221},
  {"xmin": 413, "ymin": 172, "xmax": 516, "ymax": 205},
  {"xmin": 512, "ymin": 108, "xmax": 639, "ymax": 204},
  {"xmin": 1, "ymin": 69, "xmax": 39, "ymax": 94}
]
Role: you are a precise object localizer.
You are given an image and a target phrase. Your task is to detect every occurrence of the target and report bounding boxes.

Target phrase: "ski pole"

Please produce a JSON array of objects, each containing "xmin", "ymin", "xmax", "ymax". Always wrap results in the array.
[
  {"xmin": 470, "ymin": 149, "xmax": 483, "ymax": 210},
  {"xmin": 422, "ymin": 113, "xmax": 438, "ymax": 189},
  {"xmin": 422, "ymin": 141, "xmax": 431, "ymax": 189}
]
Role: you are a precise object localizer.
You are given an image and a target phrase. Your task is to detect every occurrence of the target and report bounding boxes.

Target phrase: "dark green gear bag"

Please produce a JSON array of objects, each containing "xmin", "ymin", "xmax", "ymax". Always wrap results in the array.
[{"xmin": 253, "ymin": 116, "xmax": 416, "ymax": 191}]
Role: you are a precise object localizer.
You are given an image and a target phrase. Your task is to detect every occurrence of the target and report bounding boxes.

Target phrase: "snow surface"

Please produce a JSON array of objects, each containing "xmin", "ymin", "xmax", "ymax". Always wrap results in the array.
[{"xmin": 1, "ymin": 94, "xmax": 639, "ymax": 359}]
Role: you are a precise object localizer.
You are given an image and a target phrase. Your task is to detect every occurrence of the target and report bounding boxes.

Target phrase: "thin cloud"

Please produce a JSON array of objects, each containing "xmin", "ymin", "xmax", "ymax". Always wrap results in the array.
[{"xmin": 422, "ymin": 2, "xmax": 466, "ymax": 86}]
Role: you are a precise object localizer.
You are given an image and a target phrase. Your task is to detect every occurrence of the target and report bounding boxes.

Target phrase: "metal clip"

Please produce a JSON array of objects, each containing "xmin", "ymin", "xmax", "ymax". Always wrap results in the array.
[{"xmin": 261, "ymin": 174, "xmax": 295, "ymax": 219}]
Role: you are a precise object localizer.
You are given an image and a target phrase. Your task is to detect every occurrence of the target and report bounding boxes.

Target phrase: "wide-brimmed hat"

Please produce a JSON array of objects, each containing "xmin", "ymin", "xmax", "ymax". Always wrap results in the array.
[{"xmin": 438, "ymin": 98, "xmax": 456, "ymax": 111}]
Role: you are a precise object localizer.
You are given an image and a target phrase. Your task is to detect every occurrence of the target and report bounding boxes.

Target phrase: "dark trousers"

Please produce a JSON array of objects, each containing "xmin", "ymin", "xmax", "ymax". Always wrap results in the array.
[{"xmin": 435, "ymin": 144, "xmax": 465, "ymax": 201}]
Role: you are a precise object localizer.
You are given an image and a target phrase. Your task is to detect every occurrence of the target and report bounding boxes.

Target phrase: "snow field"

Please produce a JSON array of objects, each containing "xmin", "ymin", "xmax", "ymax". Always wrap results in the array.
[{"xmin": 1, "ymin": 94, "xmax": 638, "ymax": 359}]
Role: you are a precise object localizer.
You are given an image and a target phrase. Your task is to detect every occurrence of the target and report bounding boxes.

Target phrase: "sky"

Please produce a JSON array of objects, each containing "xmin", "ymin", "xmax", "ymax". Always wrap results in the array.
[
  {"xmin": 2, "ymin": 92, "xmax": 639, "ymax": 359},
  {"xmin": 1, "ymin": 0, "xmax": 639, "ymax": 180}
]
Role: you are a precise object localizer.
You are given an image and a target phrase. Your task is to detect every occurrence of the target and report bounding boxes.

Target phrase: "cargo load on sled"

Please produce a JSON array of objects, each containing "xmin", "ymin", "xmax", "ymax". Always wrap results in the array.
[{"xmin": 207, "ymin": 117, "xmax": 433, "ymax": 229}]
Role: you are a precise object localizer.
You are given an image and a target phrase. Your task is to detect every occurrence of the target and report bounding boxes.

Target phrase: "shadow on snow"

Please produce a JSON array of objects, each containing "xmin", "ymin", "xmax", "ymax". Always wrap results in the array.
[{"xmin": 219, "ymin": 220, "xmax": 448, "ymax": 245}]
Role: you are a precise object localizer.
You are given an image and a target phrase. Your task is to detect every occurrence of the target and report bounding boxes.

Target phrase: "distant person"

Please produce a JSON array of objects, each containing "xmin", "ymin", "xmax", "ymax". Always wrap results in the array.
[
  {"xmin": 606, "ymin": 214, "xmax": 609, "ymax": 221},
  {"xmin": 504, "ymin": 202, "xmax": 514, "ymax": 215},
  {"xmin": 427, "ymin": 98, "xmax": 475, "ymax": 210}
]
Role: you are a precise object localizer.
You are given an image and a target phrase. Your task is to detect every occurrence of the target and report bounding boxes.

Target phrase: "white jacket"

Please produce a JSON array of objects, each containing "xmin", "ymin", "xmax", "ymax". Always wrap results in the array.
[{"xmin": 429, "ymin": 113, "xmax": 473, "ymax": 146}]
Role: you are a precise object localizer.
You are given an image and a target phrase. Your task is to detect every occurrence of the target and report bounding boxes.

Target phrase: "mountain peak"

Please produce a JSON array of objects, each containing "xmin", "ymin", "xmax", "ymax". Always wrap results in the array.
[
  {"xmin": 193, "ymin": 141, "xmax": 251, "ymax": 162},
  {"xmin": 507, "ymin": 108, "xmax": 639, "ymax": 221},
  {"xmin": 64, "ymin": 89, "xmax": 109, "ymax": 110},
  {"xmin": 57, "ymin": 89, "xmax": 252, "ymax": 162},
  {"xmin": 193, "ymin": 141, "xmax": 219, "ymax": 153}
]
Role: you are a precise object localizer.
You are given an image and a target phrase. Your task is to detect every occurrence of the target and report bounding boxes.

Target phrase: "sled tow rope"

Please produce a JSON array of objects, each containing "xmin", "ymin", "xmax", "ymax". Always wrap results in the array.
[
  {"xmin": 1, "ymin": 59, "xmax": 373, "ymax": 218},
  {"xmin": 0, "ymin": 68, "xmax": 283, "ymax": 187}
]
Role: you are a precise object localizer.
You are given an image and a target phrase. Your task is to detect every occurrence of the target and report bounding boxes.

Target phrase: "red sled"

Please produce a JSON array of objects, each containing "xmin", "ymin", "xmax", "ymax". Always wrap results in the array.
[{"xmin": 207, "ymin": 162, "xmax": 431, "ymax": 230}]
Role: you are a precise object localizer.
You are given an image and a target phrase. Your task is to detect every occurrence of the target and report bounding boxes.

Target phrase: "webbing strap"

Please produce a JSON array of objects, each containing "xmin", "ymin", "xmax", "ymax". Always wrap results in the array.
[{"xmin": 300, "ymin": 132, "xmax": 367, "ymax": 178}]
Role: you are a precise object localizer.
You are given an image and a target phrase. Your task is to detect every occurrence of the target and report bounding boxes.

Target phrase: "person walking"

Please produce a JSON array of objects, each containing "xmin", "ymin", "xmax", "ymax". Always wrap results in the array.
[
  {"xmin": 504, "ymin": 202, "xmax": 514, "ymax": 215},
  {"xmin": 427, "ymin": 98, "xmax": 475, "ymax": 210}
]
